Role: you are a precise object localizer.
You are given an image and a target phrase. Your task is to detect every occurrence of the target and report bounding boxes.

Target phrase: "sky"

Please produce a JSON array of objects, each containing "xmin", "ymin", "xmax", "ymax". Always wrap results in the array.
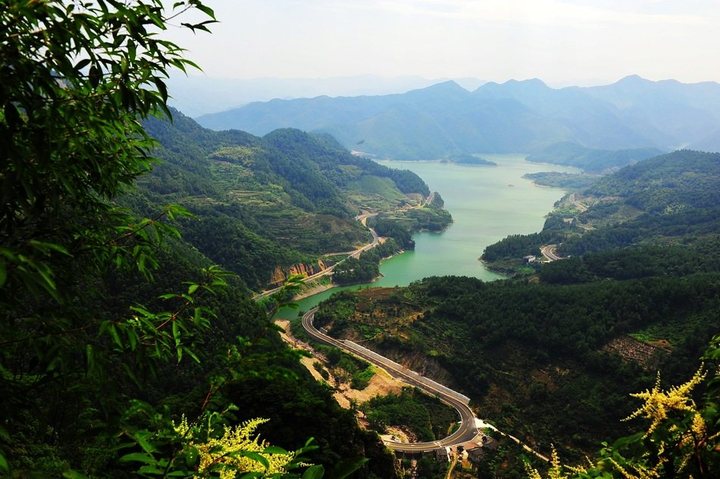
[{"xmin": 165, "ymin": 0, "xmax": 720, "ymax": 86}]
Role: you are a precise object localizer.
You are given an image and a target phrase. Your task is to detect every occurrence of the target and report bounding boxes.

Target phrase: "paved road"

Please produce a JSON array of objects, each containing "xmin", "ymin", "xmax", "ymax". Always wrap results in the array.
[
  {"xmin": 540, "ymin": 244, "xmax": 563, "ymax": 262},
  {"xmin": 253, "ymin": 215, "xmax": 382, "ymax": 301},
  {"xmin": 302, "ymin": 308, "xmax": 479, "ymax": 453},
  {"xmin": 253, "ymin": 194, "xmax": 435, "ymax": 301}
]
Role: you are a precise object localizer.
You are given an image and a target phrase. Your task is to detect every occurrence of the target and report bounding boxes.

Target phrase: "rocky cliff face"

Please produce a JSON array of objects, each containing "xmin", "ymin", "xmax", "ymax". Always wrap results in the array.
[{"xmin": 269, "ymin": 260, "xmax": 327, "ymax": 285}]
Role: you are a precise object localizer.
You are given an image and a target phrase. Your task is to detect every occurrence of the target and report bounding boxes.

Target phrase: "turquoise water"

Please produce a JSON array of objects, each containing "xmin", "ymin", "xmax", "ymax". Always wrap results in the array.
[{"xmin": 276, "ymin": 155, "xmax": 576, "ymax": 318}]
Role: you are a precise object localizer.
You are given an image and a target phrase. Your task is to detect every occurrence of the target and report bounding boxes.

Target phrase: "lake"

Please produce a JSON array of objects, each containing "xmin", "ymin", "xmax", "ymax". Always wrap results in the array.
[{"xmin": 276, "ymin": 154, "xmax": 576, "ymax": 317}]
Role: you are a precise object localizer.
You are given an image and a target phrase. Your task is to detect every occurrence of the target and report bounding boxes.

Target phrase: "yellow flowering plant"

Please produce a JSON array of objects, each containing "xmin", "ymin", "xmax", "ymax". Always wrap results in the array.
[
  {"xmin": 173, "ymin": 415, "xmax": 303, "ymax": 479},
  {"xmin": 526, "ymin": 334, "xmax": 720, "ymax": 479},
  {"xmin": 118, "ymin": 404, "xmax": 324, "ymax": 478}
]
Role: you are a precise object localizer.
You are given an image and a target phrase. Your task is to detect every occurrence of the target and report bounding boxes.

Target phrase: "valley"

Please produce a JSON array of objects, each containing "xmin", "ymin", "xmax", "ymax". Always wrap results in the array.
[
  {"xmin": 3, "ymin": 5, "xmax": 720, "ymax": 477},
  {"xmin": 290, "ymin": 150, "xmax": 720, "ymax": 478},
  {"xmin": 274, "ymin": 155, "xmax": 578, "ymax": 321}
]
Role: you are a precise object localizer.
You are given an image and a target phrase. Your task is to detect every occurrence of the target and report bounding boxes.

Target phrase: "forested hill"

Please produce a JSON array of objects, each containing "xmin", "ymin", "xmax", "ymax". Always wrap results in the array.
[
  {"xmin": 555, "ymin": 150, "xmax": 720, "ymax": 258},
  {"xmin": 482, "ymin": 150, "xmax": 720, "ymax": 270},
  {"xmin": 586, "ymin": 150, "xmax": 720, "ymax": 211},
  {"xmin": 196, "ymin": 76, "xmax": 720, "ymax": 160},
  {"xmin": 138, "ymin": 109, "xmax": 430, "ymax": 289}
]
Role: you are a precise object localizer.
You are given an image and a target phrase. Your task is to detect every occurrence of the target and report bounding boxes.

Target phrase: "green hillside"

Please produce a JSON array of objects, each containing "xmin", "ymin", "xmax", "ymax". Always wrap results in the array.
[
  {"xmin": 483, "ymin": 150, "xmax": 720, "ymax": 270},
  {"xmin": 141, "ymin": 110, "xmax": 432, "ymax": 290}
]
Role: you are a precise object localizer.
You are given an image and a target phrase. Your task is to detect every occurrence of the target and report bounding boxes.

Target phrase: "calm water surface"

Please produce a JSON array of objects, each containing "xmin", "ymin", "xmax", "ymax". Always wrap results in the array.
[{"xmin": 277, "ymin": 155, "xmax": 576, "ymax": 317}]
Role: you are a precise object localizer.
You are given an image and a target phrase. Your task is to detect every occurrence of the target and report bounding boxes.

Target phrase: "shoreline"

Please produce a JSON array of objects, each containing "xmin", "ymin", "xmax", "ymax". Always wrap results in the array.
[
  {"xmin": 291, "ymin": 270, "xmax": 388, "ymax": 303},
  {"xmin": 293, "ymin": 282, "xmax": 336, "ymax": 301}
]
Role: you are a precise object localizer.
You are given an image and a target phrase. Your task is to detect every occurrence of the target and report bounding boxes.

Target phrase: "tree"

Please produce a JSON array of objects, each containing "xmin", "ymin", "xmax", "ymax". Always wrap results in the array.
[
  {"xmin": 0, "ymin": 2, "xmax": 311, "ymax": 477},
  {"xmin": 0, "ymin": 3, "xmax": 381, "ymax": 477},
  {"xmin": 1, "ymin": 0, "xmax": 215, "ymax": 294}
]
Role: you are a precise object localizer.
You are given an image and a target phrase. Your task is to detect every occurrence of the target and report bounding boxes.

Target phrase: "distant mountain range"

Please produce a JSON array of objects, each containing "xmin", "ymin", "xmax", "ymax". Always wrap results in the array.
[
  {"xmin": 167, "ymin": 75, "xmax": 485, "ymax": 117},
  {"xmin": 197, "ymin": 76, "xmax": 720, "ymax": 160}
]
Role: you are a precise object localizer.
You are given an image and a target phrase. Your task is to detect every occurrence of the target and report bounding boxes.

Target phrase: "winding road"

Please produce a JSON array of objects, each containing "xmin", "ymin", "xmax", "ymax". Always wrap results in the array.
[
  {"xmin": 252, "ymin": 214, "xmax": 382, "ymax": 301},
  {"xmin": 540, "ymin": 244, "xmax": 563, "ymax": 262},
  {"xmin": 254, "ymin": 193, "xmax": 437, "ymax": 301},
  {"xmin": 302, "ymin": 308, "xmax": 479, "ymax": 452}
]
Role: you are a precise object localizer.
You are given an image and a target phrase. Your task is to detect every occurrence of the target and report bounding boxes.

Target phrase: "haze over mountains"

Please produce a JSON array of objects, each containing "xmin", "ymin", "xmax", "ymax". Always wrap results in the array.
[
  {"xmin": 167, "ymin": 75, "xmax": 486, "ymax": 117},
  {"xmin": 197, "ymin": 75, "xmax": 720, "ymax": 160}
]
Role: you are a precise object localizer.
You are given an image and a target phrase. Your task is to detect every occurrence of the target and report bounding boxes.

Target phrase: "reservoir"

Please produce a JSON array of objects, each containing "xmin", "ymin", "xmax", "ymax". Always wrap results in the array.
[{"xmin": 277, "ymin": 154, "xmax": 576, "ymax": 316}]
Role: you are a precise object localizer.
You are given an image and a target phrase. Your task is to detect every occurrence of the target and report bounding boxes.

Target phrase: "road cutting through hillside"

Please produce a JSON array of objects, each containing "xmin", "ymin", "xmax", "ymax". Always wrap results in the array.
[
  {"xmin": 300, "ymin": 308, "xmax": 552, "ymax": 462},
  {"xmin": 253, "ymin": 194, "xmax": 430, "ymax": 301},
  {"xmin": 301, "ymin": 308, "xmax": 479, "ymax": 452}
]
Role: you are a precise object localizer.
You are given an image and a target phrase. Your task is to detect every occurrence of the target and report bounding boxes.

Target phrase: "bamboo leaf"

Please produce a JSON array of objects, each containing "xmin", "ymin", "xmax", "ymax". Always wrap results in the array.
[{"xmin": 302, "ymin": 464, "xmax": 325, "ymax": 479}]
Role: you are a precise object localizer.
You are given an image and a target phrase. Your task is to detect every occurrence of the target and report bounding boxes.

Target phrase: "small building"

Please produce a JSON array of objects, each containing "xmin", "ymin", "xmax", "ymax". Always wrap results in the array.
[
  {"xmin": 523, "ymin": 255, "xmax": 537, "ymax": 264},
  {"xmin": 466, "ymin": 436, "xmax": 499, "ymax": 464}
]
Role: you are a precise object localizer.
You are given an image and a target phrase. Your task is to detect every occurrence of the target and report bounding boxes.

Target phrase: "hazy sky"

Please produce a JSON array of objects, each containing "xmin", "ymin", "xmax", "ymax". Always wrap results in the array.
[{"xmin": 166, "ymin": 0, "xmax": 720, "ymax": 86}]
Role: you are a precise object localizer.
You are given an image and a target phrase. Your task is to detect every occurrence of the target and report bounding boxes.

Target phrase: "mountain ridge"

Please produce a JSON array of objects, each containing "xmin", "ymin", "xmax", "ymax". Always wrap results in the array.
[{"xmin": 197, "ymin": 76, "xmax": 720, "ymax": 160}]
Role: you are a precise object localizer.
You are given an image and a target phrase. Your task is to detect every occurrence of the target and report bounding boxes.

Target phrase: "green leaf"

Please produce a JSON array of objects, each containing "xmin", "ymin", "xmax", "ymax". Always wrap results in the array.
[
  {"xmin": 192, "ymin": 2, "xmax": 216, "ymax": 19},
  {"xmin": 132, "ymin": 431, "xmax": 158, "ymax": 454},
  {"xmin": 302, "ymin": 464, "xmax": 325, "ymax": 479},
  {"xmin": 172, "ymin": 321, "xmax": 180, "ymax": 346},
  {"xmin": 0, "ymin": 259, "xmax": 6, "ymax": 287},
  {"xmin": 108, "ymin": 323, "xmax": 123, "ymax": 349},
  {"xmin": 28, "ymin": 240, "xmax": 69, "ymax": 256},
  {"xmin": 74, "ymin": 58, "xmax": 91, "ymax": 71},
  {"xmin": 184, "ymin": 446, "xmax": 199, "ymax": 466},
  {"xmin": 330, "ymin": 457, "xmax": 368, "ymax": 479},
  {"xmin": 137, "ymin": 464, "xmax": 166, "ymax": 474},
  {"xmin": 119, "ymin": 452, "xmax": 156, "ymax": 464},
  {"xmin": 229, "ymin": 451, "xmax": 269, "ymax": 470},
  {"xmin": 185, "ymin": 348, "xmax": 201, "ymax": 363},
  {"xmin": 263, "ymin": 446, "xmax": 288, "ymax": 455},
  {"xmin": 165, "ymin": 203, "xmax": 194, "ymax": 220},
  {"xmin": 86, "ymin": 345, "xmax": 95, "ymax": 374},
  {"xmin": 127, "ymin": 330, "xmax": 138, "ymax": 351}
]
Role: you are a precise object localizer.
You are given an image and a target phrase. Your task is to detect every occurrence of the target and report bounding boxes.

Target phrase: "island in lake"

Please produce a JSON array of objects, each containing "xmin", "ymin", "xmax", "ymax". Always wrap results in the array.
[{"xmin": 441, "ymin": 153, "xmax": 497, "ymax": 166}]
